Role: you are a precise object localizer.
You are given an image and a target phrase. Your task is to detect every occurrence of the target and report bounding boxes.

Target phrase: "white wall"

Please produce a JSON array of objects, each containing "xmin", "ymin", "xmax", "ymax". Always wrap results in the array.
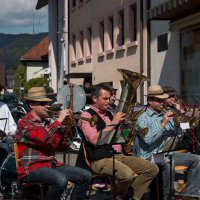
[
  {"xmin": 150, "ymin": 20, "xmax": 180, "ymax": 92},
  {"xmin": 27, "ymin": 62, "xmax": 48, "ymax": 81}
]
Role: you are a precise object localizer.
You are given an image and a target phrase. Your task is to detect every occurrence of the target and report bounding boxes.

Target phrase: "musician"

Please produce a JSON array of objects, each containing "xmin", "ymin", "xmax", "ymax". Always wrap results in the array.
[
  {"xmin": 76, "ymin": 84, "xmax": 159, "ymax": 200},
  {"xmin": 15, "ymin": 87, "xmax": 92, "ymax": 200},
  {"xmin": 162, "ymin": 86, "xmax": 200, "ymax": 154},
  {"xmin": 136, "ymin": 85, "xmax": 200, "ymax": 200},
  {"xmin": 162, "ymin": 86, "xmax": 184, "ymax": 113},
  {"xmin": 0, "ymin": 93, "xmax": 16, "ymax": 154},
  {"xmin": 108, "ymin": 86, "xmax": 117, "ymax": 112}
]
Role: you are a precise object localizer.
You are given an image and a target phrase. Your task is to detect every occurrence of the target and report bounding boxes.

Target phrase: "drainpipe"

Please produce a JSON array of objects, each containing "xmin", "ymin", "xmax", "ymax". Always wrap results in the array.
[
  {"xmin": 58, "ymin": 0, "xmax": 68, "ymax": 89},
  {"xmin": 139, "ymin": 0, "xmax": 144, "ymax": 103}
]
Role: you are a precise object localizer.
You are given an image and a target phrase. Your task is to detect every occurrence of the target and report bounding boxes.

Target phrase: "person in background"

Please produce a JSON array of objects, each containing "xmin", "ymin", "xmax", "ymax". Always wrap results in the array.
[
  {"xmin": 136, "ymin": 85, "xmax": 200, "ymax": 200},
  {"xmin": 0, "ymin": 89, "xmax": 17, "ymax": 156},
  {"xmin": 15, "ymin": 87, "xmax": 92, "ymax": 200},
  {"xmin": 162, "ymin": 86, "xmax": 200, "ymax": 154},
  {"xmin": 76, "ymin": 83, "xmax": 159, "ymax": 200},
  {"xmin": 162, "ymin": 86, "xmax": 185, "ymax": 113},
  {"xmin": 108, "ymin": 86, "xmax": 118, "ymax": 112}
]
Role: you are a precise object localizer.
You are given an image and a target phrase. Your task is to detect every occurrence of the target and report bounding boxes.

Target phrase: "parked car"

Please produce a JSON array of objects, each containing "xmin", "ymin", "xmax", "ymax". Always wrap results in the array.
[{"xmin": 0, "ymin": 93, "xmax": 19, "ymax": 110}]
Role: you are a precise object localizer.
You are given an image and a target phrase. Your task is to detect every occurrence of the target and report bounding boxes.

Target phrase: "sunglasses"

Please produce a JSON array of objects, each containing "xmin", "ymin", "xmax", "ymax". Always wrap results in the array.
[{"xmin": 32, "ymin": 102, "xmax": 49, "ymax": 106}]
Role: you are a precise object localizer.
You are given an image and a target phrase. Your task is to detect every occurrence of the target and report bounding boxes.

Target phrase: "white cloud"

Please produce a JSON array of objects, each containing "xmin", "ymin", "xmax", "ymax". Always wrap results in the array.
[{"xmin": 0, "ymin": 0, "xmax": 48, "ymax": 33}]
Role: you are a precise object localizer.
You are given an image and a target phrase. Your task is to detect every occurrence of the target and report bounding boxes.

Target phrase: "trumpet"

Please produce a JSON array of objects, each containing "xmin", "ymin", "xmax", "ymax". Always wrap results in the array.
[
  {"xmin": 46, "ymin": 104, "xmax": 98, "ymax": 127},
  {"xmin": 161, "ymin": 104, "xmax": 199, "ymax": 129}
]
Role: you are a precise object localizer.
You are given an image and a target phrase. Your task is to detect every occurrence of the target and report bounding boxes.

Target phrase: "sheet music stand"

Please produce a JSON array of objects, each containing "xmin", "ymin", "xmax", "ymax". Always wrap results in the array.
[
  {"xmin": 96, "ymin": 126, "xmax": 128, "ymax": 199},
  {"xmin": 154, "ymin": 130, "xmax": 181, "ymax": 200}
]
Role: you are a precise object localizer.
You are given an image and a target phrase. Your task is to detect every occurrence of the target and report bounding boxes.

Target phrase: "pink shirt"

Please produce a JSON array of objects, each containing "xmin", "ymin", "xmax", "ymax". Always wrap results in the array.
[{"xmin": 81, "ymin": 105, "xmax": 122, "ymax": 152}]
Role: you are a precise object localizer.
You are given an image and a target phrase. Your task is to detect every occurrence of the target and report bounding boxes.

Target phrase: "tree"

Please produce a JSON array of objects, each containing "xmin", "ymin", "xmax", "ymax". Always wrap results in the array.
[
  {"xmin": 14, "ymin": 64, "xmax": 26, "ymax": 98},
  {"xmin": 24, "ymin": 77, "xmax": 54, "ymax": 94}
]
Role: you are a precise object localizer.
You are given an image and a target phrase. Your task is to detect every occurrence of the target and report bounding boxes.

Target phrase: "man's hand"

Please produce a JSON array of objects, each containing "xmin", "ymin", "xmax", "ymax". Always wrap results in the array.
[
  {"xmin": 161, "ymin": 111, "xmax": 173, "ymax": 128},
  {"xmin": 57, "ymin": 109, "xmax": 73, "ymax": 124},
  {"xmin": 112, "ymin": 112, "xmax": 126, "ymax": 125}
]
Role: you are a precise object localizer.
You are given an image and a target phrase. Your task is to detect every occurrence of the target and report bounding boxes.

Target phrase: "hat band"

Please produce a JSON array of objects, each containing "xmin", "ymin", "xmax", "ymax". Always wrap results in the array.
[
  {"xmin": 27, "ymin": 95, "xmax": 48, "ymax": 99},
  {"xmin": 148, "ymin": 92, "xmax": 164, "ymax": 95}
]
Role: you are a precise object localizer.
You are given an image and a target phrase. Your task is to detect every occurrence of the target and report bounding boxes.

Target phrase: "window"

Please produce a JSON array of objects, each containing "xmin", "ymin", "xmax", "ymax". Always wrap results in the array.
[
  {"xmin": 157, "ymin": 33, "xmax": 168, "ymax": 52},
  {"xmin": 86, "ymin": 27, "xmax": 92, "ymax": 56},
  {"xmin": 99, "ymin": 21, "xmax": 104, "ymax": 52},
  {"xmin": 72, "ymin": 34, "xmax": 76, "ymax": 60},
  {"xmin": 108, "ymin": 16, "xmax": 114, "ymax": 49},
  {"xmin": 118, "ymin": 10, "xmax": 124, "ymax": 46},
  {"xmin": 72, "ymin": 0, "xmax": 76, "ymax": 7},
  {"xmin": 79, "ymin": 31, "xmax": 84, "ymax": 58},
  {"xmin": 129, "ymin": 4, "xmax": 137, "ymax": 42}
]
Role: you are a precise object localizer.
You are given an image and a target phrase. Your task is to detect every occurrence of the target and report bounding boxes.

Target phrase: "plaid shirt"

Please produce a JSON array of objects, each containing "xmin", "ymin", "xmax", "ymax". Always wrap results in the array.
[
  {"xmin": 16, "ymin": 113, "xmax": 64, "ymax": 180},
  {"xmin": 136, "ymin": 108, "xmax": 179, "ymax": 159}
]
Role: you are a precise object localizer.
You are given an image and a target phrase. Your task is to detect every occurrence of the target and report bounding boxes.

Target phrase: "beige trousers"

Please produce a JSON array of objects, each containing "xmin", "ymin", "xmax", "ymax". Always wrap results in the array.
[{"xmin": 91, "ymin": 155, "xmax": 159, "ymax": 200}]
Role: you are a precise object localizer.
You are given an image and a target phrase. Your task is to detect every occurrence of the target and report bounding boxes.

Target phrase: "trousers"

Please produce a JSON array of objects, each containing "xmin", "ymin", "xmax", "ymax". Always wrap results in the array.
[
  {"xmin": 156, "ymin": 152, "xmax": 200, "ymax": 200},
  {"xmin": 22, "ymin": 164, "xmax": 92, "ymax": 200},
  {"xmin": 91, "ymin": 154, "xmax": 159, "ymax": 200}
]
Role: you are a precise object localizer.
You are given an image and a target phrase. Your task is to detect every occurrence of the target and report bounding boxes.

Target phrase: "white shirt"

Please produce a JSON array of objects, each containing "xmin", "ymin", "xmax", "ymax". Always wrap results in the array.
[{"xmin": 0, "ymin": 101, "xmax": 17, "ymax": 135}]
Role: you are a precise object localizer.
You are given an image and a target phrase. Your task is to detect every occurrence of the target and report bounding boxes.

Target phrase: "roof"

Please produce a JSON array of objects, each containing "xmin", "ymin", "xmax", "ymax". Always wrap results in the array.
[
  {"xmin": 21, "ymin": 36, "xmax": 48, "ymax": 61},
  {"xmin": 36, "ymin": 0, "xmax": 48, "ymax": 10},
  {"xmin": 148, "ymin": 0, "xmax": 200, "ymax": 21}
]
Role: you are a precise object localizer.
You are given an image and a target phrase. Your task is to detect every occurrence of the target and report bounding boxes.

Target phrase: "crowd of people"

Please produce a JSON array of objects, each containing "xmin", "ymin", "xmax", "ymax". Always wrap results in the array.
[{"xmin": 1, "ymin": 82, "xmax": 200, "ymax": 200}]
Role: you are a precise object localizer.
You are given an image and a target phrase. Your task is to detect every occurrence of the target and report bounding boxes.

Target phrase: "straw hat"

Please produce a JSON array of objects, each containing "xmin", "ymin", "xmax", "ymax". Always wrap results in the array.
[
  {"xmin": 146, "ymin": 85, "xmax": 169, "ymax": 99},
  {"xmin": 24, "ymin": 87, "xmax": 52, "ymax": 102}
]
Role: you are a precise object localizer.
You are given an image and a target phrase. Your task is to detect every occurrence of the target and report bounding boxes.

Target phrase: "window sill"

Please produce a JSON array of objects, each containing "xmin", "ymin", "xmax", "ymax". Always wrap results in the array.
[
  {"xmin": 77, "ymin": 57, "xmax": 84, "ymax": 63},
  {"xmin": 97, "ymin": 52, "xmax": 105, "ymax": 58},
  {"xmin": 126, "ymin": 41, "xmax": 138, "ymax": 48},
  {"xmin": 86, "ymin": 55, "xmax": 92, "ymax": 61},
  {"xmin": 105, "ymin": 49, "xmax": 114, "ymax": 55},
  {"xmin": 71, "ymin": 60, "xmax": 77, "ymax": 65},
  {"xmin": 115, "ymin": 45, "xmax": 125, "ymax": 52}
]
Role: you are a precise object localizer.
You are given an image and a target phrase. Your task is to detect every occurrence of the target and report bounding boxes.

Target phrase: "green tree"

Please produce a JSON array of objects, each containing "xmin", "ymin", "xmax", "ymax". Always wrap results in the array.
[
  {"xmin": 14, "ymin": 64, "xmax": 26, "ymax": 99},
  {"xmin": 24, "ymin": 77, "xmax": 54, "ymax": 94}
]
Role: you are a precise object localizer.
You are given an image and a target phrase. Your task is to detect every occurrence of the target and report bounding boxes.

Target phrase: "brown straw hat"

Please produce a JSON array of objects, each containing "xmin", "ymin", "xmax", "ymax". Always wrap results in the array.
[
  {"xmin": 145, "ymin": 85, "xmax": 169, "ymax": 99},
  {"xmin": 24, "ymin": 87, "xmax": 52, "ymax": 102}
]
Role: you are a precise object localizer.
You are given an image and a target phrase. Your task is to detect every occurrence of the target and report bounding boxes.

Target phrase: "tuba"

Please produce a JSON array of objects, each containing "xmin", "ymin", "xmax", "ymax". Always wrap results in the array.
[{"xmin": 116, "ymin": 69, "xmax": 148, "ymax": 155}]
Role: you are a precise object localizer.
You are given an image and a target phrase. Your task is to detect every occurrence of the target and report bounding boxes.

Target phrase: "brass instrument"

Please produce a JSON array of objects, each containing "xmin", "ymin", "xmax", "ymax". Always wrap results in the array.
[
  {"xmin": 75, "ymin": 115, "xmax": 98, "ymax": 127},
  {"xmin": 116, "ymin": 69, "xmax": 148, "ymax": 155},
  {"xmin": 46, "ymin": 105, "xmax": 98, "ymax": 127},
  {"xmin": 161, "ymin": 104, "xmax": 199, "ymax": 129},
  {"xmin": 123, "ymin": 121, "xmax": 149, "ymax": 154}
]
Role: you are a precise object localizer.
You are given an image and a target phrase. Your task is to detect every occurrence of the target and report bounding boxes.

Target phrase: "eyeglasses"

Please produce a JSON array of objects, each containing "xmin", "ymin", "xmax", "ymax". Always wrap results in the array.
[
  {"xmin": 32, "ymin": 102, "xmax": 49, "ymax": 106},
  {"xmin": 111, "ymin": 92, "xmax": 116, "ymax": 95},
  {"xmin": 168, "ymin": 95, "xmax": 175, "ymax": 98}
]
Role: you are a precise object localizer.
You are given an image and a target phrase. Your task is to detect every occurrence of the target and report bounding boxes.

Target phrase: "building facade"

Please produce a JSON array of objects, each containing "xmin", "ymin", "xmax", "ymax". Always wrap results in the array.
[
  {"xmin": 149, "ymin": 0, "xmax": 200, "ymax": 105},
  {"xmin": 69, "ymin": 0, "xmax": 148, "ymax": 101}
]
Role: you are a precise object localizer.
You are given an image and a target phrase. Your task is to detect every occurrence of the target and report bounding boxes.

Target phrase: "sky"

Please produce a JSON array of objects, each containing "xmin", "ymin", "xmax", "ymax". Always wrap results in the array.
[{"xmin": 0, "ymin": 0, "xmax": 48, "ymax": 34}]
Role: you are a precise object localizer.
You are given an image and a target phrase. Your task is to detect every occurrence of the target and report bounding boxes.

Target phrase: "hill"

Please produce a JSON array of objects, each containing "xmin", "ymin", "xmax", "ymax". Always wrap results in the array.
[{"xmin": 0, "ymin": 32, "xmax": 48, "ymax": 72}]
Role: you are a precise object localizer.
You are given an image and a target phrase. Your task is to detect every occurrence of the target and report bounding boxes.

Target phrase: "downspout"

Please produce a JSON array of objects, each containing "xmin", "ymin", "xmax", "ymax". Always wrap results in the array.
[
  {"xmin": 58, "ymin": 0, "xmax": 68, "ymax": 89},
  {"xmin": 139, "ymin": 0, "xmax": 144, "ymax": 103},
  {"xmin": 147, "ymin": 0, "xmax": 151, "ymax": 85}
]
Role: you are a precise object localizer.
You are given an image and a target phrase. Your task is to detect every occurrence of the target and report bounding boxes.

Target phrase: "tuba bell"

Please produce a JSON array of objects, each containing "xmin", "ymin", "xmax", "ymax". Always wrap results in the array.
[{"xmin": 116, "ymin": 69, "xmax": 148, "ymax": 155}]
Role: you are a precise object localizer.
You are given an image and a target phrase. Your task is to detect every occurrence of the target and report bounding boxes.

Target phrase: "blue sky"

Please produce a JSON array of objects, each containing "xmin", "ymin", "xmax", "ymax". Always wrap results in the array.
[{"xmin": 0, "ymin": 0, "xmax": 48, "ymax": 34}]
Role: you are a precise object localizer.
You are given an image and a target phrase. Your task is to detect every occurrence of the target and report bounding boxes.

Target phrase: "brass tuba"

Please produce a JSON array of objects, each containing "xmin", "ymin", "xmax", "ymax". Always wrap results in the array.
[{"xmin": 116, "ymin": 69, "xmax": 148, "ymax": 155}]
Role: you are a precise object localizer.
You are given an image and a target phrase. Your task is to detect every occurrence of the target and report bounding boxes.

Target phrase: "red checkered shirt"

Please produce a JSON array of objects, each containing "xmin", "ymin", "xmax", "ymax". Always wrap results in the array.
[{"xmin": 16, "ymin": 113, "xmax": 64, "ymax": 180}]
